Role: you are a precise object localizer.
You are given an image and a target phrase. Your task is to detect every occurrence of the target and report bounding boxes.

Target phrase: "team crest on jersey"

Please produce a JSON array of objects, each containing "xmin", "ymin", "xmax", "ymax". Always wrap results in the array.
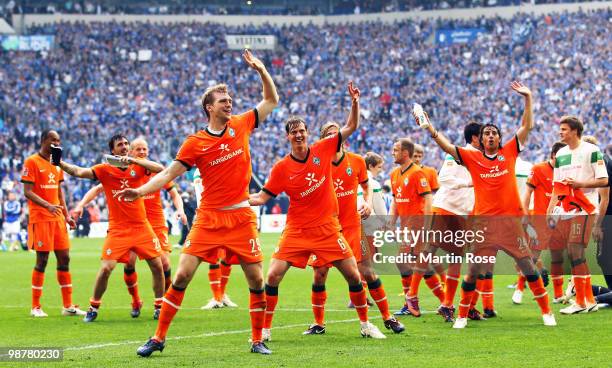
[
  {"xmin": 403, "ymin": 178, "xmax": 409, "ymax": 186},
  {"xmin": 130, "ymin": 169, "xmax": 136, "ymax": 177},
  {"xmin": 498, "ymin": 155, "xmax": 505, "ymax": 161},
  {"xmin": 229, "ymin": 128, "xmax": 236, "ymax": 137},
  {"xmin": 313, "ymin": 157, "xmax": 321, "ymax": 165},
  {"xmin": 346, "ymin": 167, "xmax": 353, "ymax": 176}
]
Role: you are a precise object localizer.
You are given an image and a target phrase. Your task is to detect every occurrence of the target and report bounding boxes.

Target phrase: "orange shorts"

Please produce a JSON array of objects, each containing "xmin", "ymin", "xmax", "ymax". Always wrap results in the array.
[
  {"xmin": 430, "ymin": 209, "xmax": 468, "ymax": 255},
  {"xmin": 153, "ymin": 225, "xmax": 171, "ymax": 253},
  {"xmin": 183, "ymin": 207, "xmax": 262, "ymax": 265},
  {"xmin": 549, "ymin": 215, "xmax": 594, "ymax": 248},
  {"xmin": 472, "ymin": 217, "xmax": 531, "ymax": 260},
  {"xmin": 103, "ymin": 223, "xmax": 162, "ymax": 262},
  {"xmin": 528, "ymin": 215, "xmax": 565, "ymax": 251},
  {"xmin": 28, "ymin": 219, "xmax": 70, "ymax": 252},
  {"xmin": 309, "ymin": 225, "xmax": 369, "ymax": 267},
  {"xmin": 275, "ymin": 222, "xmax": 353, "ymax": 269}
]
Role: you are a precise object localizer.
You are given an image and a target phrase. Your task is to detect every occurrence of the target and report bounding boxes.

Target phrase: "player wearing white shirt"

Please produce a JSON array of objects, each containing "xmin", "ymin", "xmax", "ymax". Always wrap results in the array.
[
  {"xmin": 194, "ymin": 168, "xmax": 238, "ymax": 310},
  {"xmin": 547, "ymin": 116, "xmax": 608, "ymax": 315}
]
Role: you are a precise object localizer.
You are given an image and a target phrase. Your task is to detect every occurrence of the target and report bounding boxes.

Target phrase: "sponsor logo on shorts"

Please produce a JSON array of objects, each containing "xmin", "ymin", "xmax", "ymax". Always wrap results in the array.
[
  {"xmin": 106, "ymin": 248, "xmax": 112, "ymax": 255},
  {"xmin": 37, "ymin": 241, "xmax": 43, "ymax": 248},
  {"xmin": 185, "ymin": 240, "xmax": 191, "ymax": 249}
]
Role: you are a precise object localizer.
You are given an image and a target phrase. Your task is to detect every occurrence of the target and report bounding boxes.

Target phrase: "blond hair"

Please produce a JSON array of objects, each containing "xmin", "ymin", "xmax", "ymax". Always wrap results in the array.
[{"xmin": 319, "ymin": 121, "xmax": 341, "ymax": 139}]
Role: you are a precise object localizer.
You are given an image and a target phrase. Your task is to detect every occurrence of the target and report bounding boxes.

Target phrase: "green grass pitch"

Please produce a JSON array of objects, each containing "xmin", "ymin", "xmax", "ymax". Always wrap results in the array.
[{"xmin": 0, "ymin": 234, "xmax": 610, "ymax": 367}]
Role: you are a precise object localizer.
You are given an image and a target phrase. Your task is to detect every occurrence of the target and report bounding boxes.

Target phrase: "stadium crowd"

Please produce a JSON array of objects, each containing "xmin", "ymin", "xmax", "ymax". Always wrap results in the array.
[{"xmin": 0, "ymin": 7, "xmax": 610, "ymax": 220}]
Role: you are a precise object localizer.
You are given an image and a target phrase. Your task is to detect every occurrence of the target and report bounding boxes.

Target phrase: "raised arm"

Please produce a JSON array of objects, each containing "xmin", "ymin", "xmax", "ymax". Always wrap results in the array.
[
  {"xmin": 339, "ymin": 82, "xmax": 360, "ymax": 141},
  {"xmin": 130, "ymin": 157, "xmax": 164, "ymax": 173},
  {"xmin": 60, "ymin": 161, "xmax": 95, "ymax": 180},
  {"xmin": 511, "ymin": 81, "xmax": 534, "ymax": 147},
  {"xmin": 243, "ymin": 49, "xmax": 279, "ymax": 122},
  {"xmin": 73, "ymin": 184, "xmax": 103, "ymax": 218},
  {"xmin": 117, "ymin": 161, "xmax": 187, "ymax": 201},
  {"xmin": 420, "ymin": 112, "xmax": 460, "ymax": 162}
]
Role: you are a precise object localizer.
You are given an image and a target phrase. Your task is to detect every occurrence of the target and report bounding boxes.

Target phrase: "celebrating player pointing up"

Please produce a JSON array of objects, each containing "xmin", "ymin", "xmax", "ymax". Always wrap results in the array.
[{"xmin": 118, "ymin": 50, "xmax": 279, "ymax": 356}]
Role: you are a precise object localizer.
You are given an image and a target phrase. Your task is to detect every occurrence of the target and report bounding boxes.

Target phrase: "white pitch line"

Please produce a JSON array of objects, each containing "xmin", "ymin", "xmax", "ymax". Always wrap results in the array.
[
  {"xmin": 64, "ymin": 318, "xmax": 363, "ymax": 351},
  {"xmin": 1, "ymin": 305, "xmax": 355, "ymax": 312}
]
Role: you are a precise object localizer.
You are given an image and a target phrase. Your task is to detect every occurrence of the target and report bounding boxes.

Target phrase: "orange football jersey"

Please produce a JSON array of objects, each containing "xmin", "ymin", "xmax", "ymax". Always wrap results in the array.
[
  {"xmin": 526, "ymin": 161, "xmax": 554, "ymax": 215},
  {"xmin": 456, "ymin": 135, "xmax": 523, "ymax": 215},
  {"xmin": 21, "ymin": 154, "xmax": 65, "ymax": 223},
  {"xmin": 91, "ymin": 163, "xmax": 149, "ymax": 229},
  {"xmin": 175, "ymin": 110, "xmax": 257, "ymax": 210},
  {"xmin": 142, "ymin": 171, "xmax": 176, "ymax": 228},
  {"xmin": 422, "ymin": 165, "xmax": 440, "ymax": 192},
  {"xmin": 263, "ymin": 133, "xmax": 342, "ymax": 229},
  {"xmin": 332, "ymin": 152, "xmax": 368, "ymax": 229},
  {"xmin": 390, "ymin": 163, "xmax": 432, "ymax": 215}
]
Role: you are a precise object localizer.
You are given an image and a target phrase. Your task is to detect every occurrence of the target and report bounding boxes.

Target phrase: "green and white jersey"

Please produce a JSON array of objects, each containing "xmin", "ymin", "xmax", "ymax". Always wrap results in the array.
[
  {"xmin": 357, "ymin": 171, "xmax": 387, "ymax": 215},
  {"xmin": 515, "ymin": 157, "xmax": 533, "ymax": 210},
  {"xmin": 554, "ymin": 141, "xmax": 608, "ymax": 214},
  {"xmin": 193, "ymin": 168, "xmax": 203, "ymax": 208}
]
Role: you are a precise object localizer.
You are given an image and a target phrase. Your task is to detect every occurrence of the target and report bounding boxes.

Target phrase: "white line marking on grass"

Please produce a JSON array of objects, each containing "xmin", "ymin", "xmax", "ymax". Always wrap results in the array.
[
  {"xmin": 1, "ymin": 305, "xmax": 355, "ymax": 312},
  {"xmin": 64, "ymin": 318, "xmax": 363, "ymax": 351}
]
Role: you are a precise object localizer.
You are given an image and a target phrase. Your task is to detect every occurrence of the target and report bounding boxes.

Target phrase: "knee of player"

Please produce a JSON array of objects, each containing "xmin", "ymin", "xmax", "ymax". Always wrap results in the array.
[{"xmin": 360, "ymin": 269, "xmax": 377, "ymax": 283}]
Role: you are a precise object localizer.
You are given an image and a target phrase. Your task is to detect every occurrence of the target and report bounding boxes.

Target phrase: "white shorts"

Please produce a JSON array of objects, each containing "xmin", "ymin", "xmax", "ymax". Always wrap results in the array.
[{"xmin": 3, "ymin": 221, "xmax": 20, "ymax": 236}]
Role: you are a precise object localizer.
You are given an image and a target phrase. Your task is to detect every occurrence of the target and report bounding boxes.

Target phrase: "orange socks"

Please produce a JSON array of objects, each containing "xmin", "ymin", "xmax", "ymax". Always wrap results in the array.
[
  {"xmin": 264, "ymin": 284, "xmax": 278, "ymax": 329},
  {"xmin": 31, "ymin": 269, "xmax": 45, "ymax": 309},
  {"xmin": 481, "ymin": 273, "xmax": 494, "ymax": 311},
  {"xmin": 154, "ymin": 285, "xmax": 185, "ymax": 342},
  {"xmin": 367, "ymin": 279, "xmax": 391, "ymax": 321},
  {"xmin": 311, "ymin": 284, "xmax": 327, "ymax": 326},
  {"xmin": 526, "ymin": 274, "xmax": 551, "ymax": 314},
  {"xmin": 349, "ymin": 284, "xmax": 368, "ymax": 322},
  {"xmin": 249, "ymin": 289, "xmax": 266, "ymax": 343},
  {"xmin": 458, "ymin": 281, "xmax": 477, "ymax": 319},
  {"xmin": 401, "ymin": 273, "xmax": 412, "ymax": 297},
  {"xmin": 123, "ymin": 268, "xmax": 141, "ymax": 308},
  {"xmin": 56, "ymin": 270, "xmax": 73, "ymax": 308},
  {"xmin": 220, "ymin": 262, "xmax": 232, "ymax": 296},
  {"xmin": 516, "ymin": 274, "xmax": 526, "ymax": 292},
  {"xmin": 424, "ymin": 274, "xmax": 445, "ymax": 304},
  {"xmin": 208, "ymin": 264, "xmax": 222, "ymax": 302},
  {"xmin": 408, "ymin": 272, "xmax": 424, "ymax": 298},
  {"xmin": 443, "ymin": 269, "xmax": 460, "ymax": 307},
  {"xmin": 550, "ymin": 261, "xmax": 564, "ymax": 299},
  {"xmin": 571, "ymin": 261, "xmax": 589, "ymax": 307}
]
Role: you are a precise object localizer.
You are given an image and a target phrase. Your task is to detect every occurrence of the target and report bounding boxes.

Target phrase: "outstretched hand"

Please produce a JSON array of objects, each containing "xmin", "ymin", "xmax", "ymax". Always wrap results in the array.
[
  {"xmin": 510, "ymin": 80, "xmax": 531, "ymax": 97},
  {"xmin": 348, "ymin": 81, "xmax": 360, "ymax": 102},
  {"xmin": 114, "ymin": 188, "xmax": 141, "ymax": 202},
  {"xmin": 242, "ymin": 49, "xmax": 266, "ymax": 72}
]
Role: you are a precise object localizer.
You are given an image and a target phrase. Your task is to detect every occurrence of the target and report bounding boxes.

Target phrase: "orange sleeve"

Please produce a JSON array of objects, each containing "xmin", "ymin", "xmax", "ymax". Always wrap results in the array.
[
  {"xmin": 175, "ymin": 136, "xmax": 198, "ymax": 169},
  {"xmin": 456, "ymin": 146, "xmax": 476, "ymax": 169},
  {"xmin": 262, "ymin": 162, "xmax": 285, "ymax": 197},
  {"xmin": 427, "ymin": 168, "xmax": 440, "ymax": 191},
  {"xmin": 20, "ymin": 157, "xmax": 37, "ymax": 184},
  {"xmin": 414, "ymin": 171, "xmax": 432, "ymax": 196},
  {"xmin": 316, "ymin": 132, "xmax": 342, "ymax": 158},
  {"xmin": 502, "ymin": 135, "xmax": 520, "ymax": 159},
  {"xmin": 235, "ymin": 109, "xmax": 259, "ymax": 132},
  {"xmin": 91, "ymin": 164, "xmax": 107, "ymax": 183},
  {"xmin": 356, "ymin": 156, "xmax": 368, "ymax": 184}
]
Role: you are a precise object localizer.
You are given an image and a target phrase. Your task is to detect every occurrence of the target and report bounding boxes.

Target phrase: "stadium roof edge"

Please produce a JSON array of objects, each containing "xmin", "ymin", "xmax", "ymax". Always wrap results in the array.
[
  {"xmin": 12, "ymin": 1, "xmax": 612, "ymax": 32},
  {"xmin": 0, "ymin": 18, "xmax": 16, "ymax": 34}
]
